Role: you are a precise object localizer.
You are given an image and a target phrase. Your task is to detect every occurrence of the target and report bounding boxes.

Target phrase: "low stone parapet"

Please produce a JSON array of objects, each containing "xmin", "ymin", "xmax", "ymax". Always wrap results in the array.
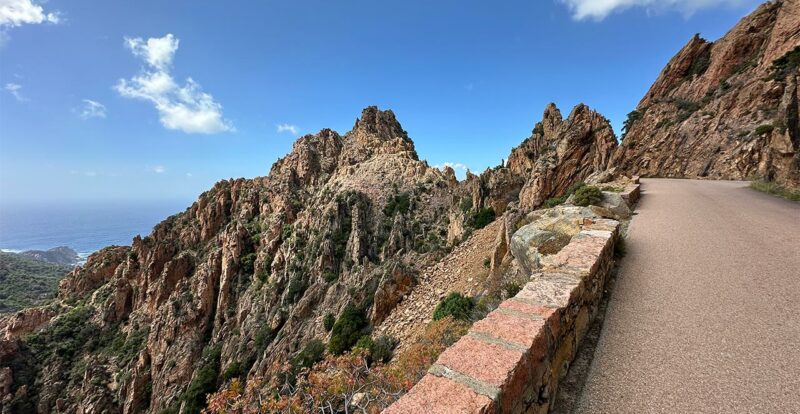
[
  {"xmin": 620, "ymin": 183, "xmax": 640, "ymax": 205},
  {"xmin": 385, "ymin": 213, "xmax": 620, "ymax": 413}
]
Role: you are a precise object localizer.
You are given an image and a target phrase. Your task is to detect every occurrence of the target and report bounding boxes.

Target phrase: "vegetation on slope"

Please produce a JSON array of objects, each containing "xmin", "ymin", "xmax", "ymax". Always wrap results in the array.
[{"xmin": 0, "ymin": 251, "xmax": 71, "ymax": 312}]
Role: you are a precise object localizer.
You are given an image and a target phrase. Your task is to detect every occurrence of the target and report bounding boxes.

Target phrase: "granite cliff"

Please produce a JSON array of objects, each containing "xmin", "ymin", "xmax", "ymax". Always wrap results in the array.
[{"xmin": 613, "ymin": 0, "xmax": 800, "ymax": 187}]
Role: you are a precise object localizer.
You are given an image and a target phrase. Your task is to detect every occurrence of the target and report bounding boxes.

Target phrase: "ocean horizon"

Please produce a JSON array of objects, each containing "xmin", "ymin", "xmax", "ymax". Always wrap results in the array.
[{"xmin": 0, "ymin": 200, "xmax": 193, "ymax": 257}]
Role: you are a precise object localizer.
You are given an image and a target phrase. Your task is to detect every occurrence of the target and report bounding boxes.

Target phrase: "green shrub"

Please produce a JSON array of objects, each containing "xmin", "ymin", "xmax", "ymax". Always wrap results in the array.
[
  {"xmin": 601, "ymin": 186, "xmax": 624, "ymax": 193},
  {"xmin": 687, "ymin": 53, "xmax": 711, "ymax": 78},
  {"xmin": 281, "ymin": 224, "xmax": 293, "ymax": 241},
  {"xmin": 469, "ymin": 207, "xmax": 496, "ymax": 229},
  {"xmin": 503, "ymin": 282, "xmax": 522, "ymax": 298},
  {"xmin": 533, "ymin": 121, "xmax": 544, "ymax": 135},
  {"xmin": 254, "ymin": 326, "xmax": 275, "ymax": 352},
  {"xmin": 622, "ymin": 109, "xmax": 643, "ymax": 139},
  {"xmin": 768, "ymin": 45, "xmax": 800, "ymax": 80},
  {"xmin": 483, "ymin": 257, "xmax": 490, "ymax": 268},
  {"xmin": 371, "ymin": 335, "xmax": 398, "ymax": 364},
  {"xmin": 459, "ymin": 197, "xmax": 473, "ymax": 212},
  {"xmin": 573, "ymin": 186, "xmax": 603, "ymax": 207},
  {"xmin": 433, "ymin": 293, "xmax": 474, "ymax": 322},
  {"xmin": 286, "ymin": 276, "xmax": 306, "ymax": 303},
  {"xmin": 354, "ymin": 335, "xmax": 397, "ymax": 364},
  {"xmin": 754, "ymin": 124, "xmax": 774, "ymax": 136},
  {"xmin": 674, "ymin": 99, "xmax": 700, "ymax": 121},
  {"xmin": 566, "ymin": 181, "xmax": 586, "ymax": 195},
  {"xmin": 544, "ymin": 195, "xmax": 568, "ymax": 208},
  {"xmin": 328, "ymin": 305, "xmax": 368, "ymax": 355},
  {"xmin": 323, "ymin": 312, "xmax": 335, "ymax": 332},
  {"xmin": 323, "ymin": 271, "xmax": 338, "ymax": 283},
  {"xmin": 222, "ymin": 361, "xmax": 244, "ymax": 381},
  {"xmin": 182, "ymin": 344, "xmax": 221, "ymax": 414},
  {"xmin": 383, "ymin": 192, "xmax": 411, "ymax": 216},
  {"xmin": 240, "ymin": 253, "xmax": 256, "ymax": 274},
  {"xmin": 293, "ymin": 339, "xmax": 326, "ymax": 370},
  {"xmin": 655, "ymin": 119, "xmax": 674, "ymax": 129},
  {"xmin": 354, "ymin": 335, "xmax": 374, "ymax": 352}
]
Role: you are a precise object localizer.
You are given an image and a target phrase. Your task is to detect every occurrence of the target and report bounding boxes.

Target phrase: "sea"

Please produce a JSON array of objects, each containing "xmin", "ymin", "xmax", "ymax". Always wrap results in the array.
[{"xmin": 0, "ymin": 200, "xmax": 193, "ymax": 261}]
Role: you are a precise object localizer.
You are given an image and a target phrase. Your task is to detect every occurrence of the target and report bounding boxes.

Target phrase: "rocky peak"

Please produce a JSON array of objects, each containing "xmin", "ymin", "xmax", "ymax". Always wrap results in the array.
[
  {"xmin": 541, "ymin": 102, "xmax": 564, "ymax": 137},
  {"xmin": 352, "ymin": 106, "xmax": 408, "ymax": 140},
  {"xmin": 344, "ymin": 106, "xmax": 418, "ymax": 162},
  {"xmin": 269, "ymin": 128, "xmax": 344, "ymax": 186}
]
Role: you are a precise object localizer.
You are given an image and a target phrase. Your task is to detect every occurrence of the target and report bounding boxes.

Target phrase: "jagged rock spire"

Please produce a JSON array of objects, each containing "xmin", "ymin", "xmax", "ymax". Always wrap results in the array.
[{"xmin": 343, "ymin": 106, "xmax": 418, "ymax": 162}]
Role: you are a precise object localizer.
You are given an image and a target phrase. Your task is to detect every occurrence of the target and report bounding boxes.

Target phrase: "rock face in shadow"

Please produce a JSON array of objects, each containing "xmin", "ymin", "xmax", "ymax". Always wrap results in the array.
[{"xmin": 613, "ymin": 0, "xmax": 800, "ymax": 187}]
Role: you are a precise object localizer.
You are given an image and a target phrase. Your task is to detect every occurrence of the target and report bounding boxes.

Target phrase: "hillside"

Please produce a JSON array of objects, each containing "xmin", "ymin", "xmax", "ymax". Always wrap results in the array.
[
  {"xmin": 0, "ymin": 104, "xmax": 616, "ymax": 413},
  {"xmin": 613, "ymin": 0, "xmax": 800, "ymax": 187},
  {"xmin": 0, "ymin": 252, "xmax": 71, "ymax": 313},
  {"xmin": 17, "ymin": 247, "xmax": 80, "ymax": 266}
]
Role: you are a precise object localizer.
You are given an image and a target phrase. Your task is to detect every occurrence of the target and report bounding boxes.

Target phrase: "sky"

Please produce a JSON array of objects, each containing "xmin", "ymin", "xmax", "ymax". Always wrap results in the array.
[{"xmin": 0, "ymin": 0, "xmax": 765, "ymax": 205}]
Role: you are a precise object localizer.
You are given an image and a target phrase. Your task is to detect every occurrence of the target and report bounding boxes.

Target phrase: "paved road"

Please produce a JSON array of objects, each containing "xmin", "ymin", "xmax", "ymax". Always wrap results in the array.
[{"xmin": 575, "ymin": 179, "xmax": 800, "ymax": 413}]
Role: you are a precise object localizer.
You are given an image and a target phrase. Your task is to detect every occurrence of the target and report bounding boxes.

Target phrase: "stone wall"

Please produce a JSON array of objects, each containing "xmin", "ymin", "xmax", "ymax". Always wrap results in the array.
[{"xmin": 385, "ymin": 183, "xmax": 640, "ymax": 413}]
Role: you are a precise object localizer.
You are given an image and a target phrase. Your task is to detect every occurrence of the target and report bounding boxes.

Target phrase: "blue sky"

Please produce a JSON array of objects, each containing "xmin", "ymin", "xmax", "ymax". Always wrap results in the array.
[{"xmin": 0, "ymin": 0, "xmax": 763, "ymax": 204}]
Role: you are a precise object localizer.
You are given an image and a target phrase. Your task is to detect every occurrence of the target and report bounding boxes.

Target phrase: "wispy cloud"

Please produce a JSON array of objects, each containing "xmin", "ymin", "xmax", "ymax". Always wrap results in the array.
[
  {"xmin": 557, "ymin": 0, "xmax": 750, "ymax": 20},
  {"xmin": 277, "ymin": 123, "xmax": 299, "ymax": 135},
  {"xmin": 115, "ymin": 33, "xmax": 234, "ymax": 134},
  {"xmin": 69, "ymin": 170, "xmax": 99, "ymax": 177},
  {"xmin": 78, "ymin": 99, "xmax": 107, "ymax": 119},
  {"xmin": 146, "ymin": 165, "xmax": 166, "ymax": 174},
  {"xmin": 0, "ymin": 0, "xmax": 60, "ymax": 46},
  {"xmin": 4, "ymin": 83, "xmax": 27, "ymax": 102}
]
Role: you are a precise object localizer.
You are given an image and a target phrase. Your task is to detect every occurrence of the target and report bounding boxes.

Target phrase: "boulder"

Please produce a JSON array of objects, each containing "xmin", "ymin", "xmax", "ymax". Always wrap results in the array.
[{"xmin": 598, "ymin": 191, "xmax": 632, "ymax": 220}]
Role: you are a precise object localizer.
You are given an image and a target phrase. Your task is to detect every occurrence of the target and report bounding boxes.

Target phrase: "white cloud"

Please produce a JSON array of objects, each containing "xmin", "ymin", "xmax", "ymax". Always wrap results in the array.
[
  {"xmin": 125, "ymin": 35, "xmax": 179, "ymax": 71},
  {"xmin": 146, "ymin": 165, "xmax": 166, "ymax": 174},
  {"xmin": 185, "ymin": 172, "xmax": 193, "ymax": 178},
  {"xmin": 0, "ymin": 0, "xmax": 59, "ymax": 46},
  {"xmin": 4, "ymin": 82, "xmax": 27, "ymax": 101},
  {"xmin": 277, "ymin": 123, "xmax": 299, "ymax": 135},
  {"xmin": 78, "ymin": 99, "xmax": 106, "ymax": 119},
  {"xmin": 115, "ymin": 33, "xmax": 234, "ymax": 134},
  {"xmin": 0, "ymin": 0, "xmax": 59, "ymax": 27},
  {"xmin": 558, "ymin": 0, "xmax": 749, "ymax": 20},
  {"xmin": 84, "ymin": 171, "xmax": 97, "ymax": 177}
]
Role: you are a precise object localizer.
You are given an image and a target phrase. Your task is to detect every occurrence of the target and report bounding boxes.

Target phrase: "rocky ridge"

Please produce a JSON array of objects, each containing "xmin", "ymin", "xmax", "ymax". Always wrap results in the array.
[
  {"xmin": 613, "ymin": 0, "xmax": 800, "ymax": 187},
  {"xmin": 0, "ymin": 103, "xmax": 616, "ymax": 414}
]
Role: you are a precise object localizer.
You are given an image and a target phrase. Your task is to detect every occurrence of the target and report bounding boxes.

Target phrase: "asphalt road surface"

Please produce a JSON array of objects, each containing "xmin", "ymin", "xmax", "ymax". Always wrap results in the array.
[{"xmin": 575, "ymin": 179, "xmax": 800, "ymax": 413}]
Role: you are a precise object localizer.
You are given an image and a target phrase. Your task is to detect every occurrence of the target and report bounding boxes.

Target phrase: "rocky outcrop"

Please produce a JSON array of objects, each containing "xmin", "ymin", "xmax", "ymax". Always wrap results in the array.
[
  {"xmin": 613, "ymin": 0, "xmax": 800, "ymax": 187},
  {"xmin": 503, "ymin": 103, "xmax": 617, "ymax": 210},
  {"xmin": 58, "ymin": 246, "xmax": 129, "ymax": 298}
]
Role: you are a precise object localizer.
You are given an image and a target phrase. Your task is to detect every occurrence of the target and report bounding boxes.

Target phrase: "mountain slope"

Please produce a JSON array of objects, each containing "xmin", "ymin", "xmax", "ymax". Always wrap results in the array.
[
  {"xmin": 0, "ymin": 104, "xmax": 616, "ymax": 414},
  {"xmin": 613, "ymin": 0, "xmax": 800, "ymax": 187}
]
